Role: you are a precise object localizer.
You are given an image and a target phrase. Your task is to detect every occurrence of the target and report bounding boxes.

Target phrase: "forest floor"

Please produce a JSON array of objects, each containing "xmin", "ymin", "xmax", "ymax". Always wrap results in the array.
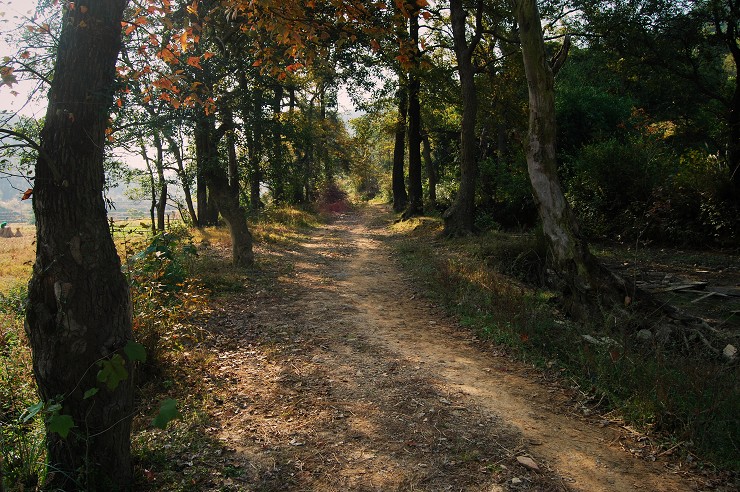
[{"xmin": 135, "ymin": 204, "xmax": 734, "ymax": 491}]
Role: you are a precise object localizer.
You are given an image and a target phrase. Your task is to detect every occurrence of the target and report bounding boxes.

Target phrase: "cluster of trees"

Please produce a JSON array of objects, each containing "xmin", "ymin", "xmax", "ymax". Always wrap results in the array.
[{"xmin": 0, "ymin": 0, "xmax": 737, "ymax": 488}]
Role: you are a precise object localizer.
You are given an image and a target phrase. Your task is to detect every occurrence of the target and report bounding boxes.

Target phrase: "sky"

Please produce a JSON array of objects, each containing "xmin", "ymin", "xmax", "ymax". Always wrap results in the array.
[{"xmin": 0, "ymin": 0, "xmax": 45, "ymax": 115}]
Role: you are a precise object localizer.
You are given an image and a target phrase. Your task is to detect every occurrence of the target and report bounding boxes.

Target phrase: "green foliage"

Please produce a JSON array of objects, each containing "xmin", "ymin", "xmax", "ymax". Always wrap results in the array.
[
  {"xmin": 476, "ymin": 155, "xmax": 537, "ymax": 231},
  {"xmin": 96, "ymin": 354, "xmax": 129, "ymax": 391},
  {"xmin": 394, "ymin": 222, "xmax": 740, "ymax": 469},
  {"xmin": 152, "ymin": 398, "xmax": 180, "ymax": 430},
  {"xmin": 1, "ymin": 302, "xmax": 45, "ymax": 490},
  {"xmin": 127, "ymin": 229, "xmax": 209, "ymax": 363},
  {"xmin": 0, "ymin": 284, "xmax": 28, "ymax": 319},
  {"xmin": 563, "ymin": 133, "xmax": 738, "ymax": 245}
]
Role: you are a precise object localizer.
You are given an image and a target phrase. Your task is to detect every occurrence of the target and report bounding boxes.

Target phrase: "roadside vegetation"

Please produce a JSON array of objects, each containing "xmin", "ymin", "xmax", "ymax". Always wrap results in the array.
[{"xmin": 390, "ymin": 214, "xmax": 739, "ymax": 471}]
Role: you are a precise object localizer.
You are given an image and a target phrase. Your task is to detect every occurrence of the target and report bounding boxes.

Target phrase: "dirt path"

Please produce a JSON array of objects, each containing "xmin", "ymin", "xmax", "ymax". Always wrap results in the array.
[{"xmin": 204, "ymin": 206, "xmax": 699, "ymax": 491}]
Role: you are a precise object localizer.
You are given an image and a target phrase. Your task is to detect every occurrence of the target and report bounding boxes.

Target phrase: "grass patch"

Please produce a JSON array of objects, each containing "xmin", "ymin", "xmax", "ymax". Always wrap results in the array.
[
  {"xmin": 391, "ymin": 214, "xmax": 740, "ymax": 471},
  {"xmin": 0, "ymin": 225, "xmax": 34, "ymax": 295}
]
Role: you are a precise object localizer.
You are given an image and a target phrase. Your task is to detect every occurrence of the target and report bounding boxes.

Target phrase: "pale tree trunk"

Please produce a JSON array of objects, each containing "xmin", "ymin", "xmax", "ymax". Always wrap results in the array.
[
  {"xmin": 25, "ymin": 1, "xmax": 134, "ymax": 490},
  {"xmin": 514, "ymin": 0, "xmax": 627, "ymax": 318},
  {"xmin": 443, "ymin": 0, "xmax": 483, "ymax": 235}
]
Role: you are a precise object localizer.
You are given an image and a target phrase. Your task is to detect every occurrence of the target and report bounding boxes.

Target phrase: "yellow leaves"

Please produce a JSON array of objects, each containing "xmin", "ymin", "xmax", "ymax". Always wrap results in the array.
[
  {"xmin": 252, "ymin": 59, "xmax": 263, "ymax": 67},
  {"xmin": 152, "ymin": 77, "xmax": 178, "ymax": 92},
  {"xmin": 186, "ymin": 0, "xmax": 198, "ymax": 16},
  {"xmin": 157, "ymin": 47, "xmax": 179, "ymax": 64},
  {"xmin": 79, "ymin": 5, "xmax": 88, "ymax": 14},
  {"xmin": 186, "ymin": 56, "xmax": 202, "ymax": 69},
  {"xmin": 179, "ymin": 31, "xmax": 188, "ymax": 51},
  {"xmin": 202, "ymin": 51, "xmax": 215, "ymax": 60},
  {"xmin": 20, "ymin": 51, "xmax": 30, "ymax": 60}
]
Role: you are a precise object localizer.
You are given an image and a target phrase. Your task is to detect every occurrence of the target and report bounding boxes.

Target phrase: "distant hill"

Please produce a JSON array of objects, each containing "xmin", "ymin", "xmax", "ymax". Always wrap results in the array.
[
  {"xmin": 0, "ymin": 176, "xmax": 33, "ymax": 224},
  {"xmin": 0, "ymin": 176, "xmax": 158, "ymax": 224}
]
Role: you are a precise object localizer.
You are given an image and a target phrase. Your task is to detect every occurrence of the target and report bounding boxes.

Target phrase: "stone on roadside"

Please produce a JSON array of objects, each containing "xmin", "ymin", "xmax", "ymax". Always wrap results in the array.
[{"xmin": 516, "ymin": 455, "xmax": 540, "ymax": 471}]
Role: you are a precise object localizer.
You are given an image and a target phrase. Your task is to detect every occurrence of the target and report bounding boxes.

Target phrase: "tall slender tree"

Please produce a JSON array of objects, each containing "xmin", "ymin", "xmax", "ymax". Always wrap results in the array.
[
  {"xmin": 443, "ymin": 0, "xmax": 484, "ymax": 235},
  {"xmin": 513, "ymin": 0, "xmax": 628, "ymax": 318},
  {"xmin": 404, "ymin": 2, "xmax": 424, "ymax": 217}
]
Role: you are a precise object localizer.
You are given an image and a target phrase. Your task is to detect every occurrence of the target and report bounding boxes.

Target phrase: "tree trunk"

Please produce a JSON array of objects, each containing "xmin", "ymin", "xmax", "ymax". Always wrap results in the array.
[
  {"xmin": 272, "ymin": 84, "xmax": 286, "ymax": 203},
  {"xmin": 514, "ymin": 0, "xmax": 626, "ymax": 318},
  {"xmin": 392, "ymin": 82, "xmax": 409, "ymax": 212},
  {"xmin": 196, "ymin": 114, "xmax": 254, "ymax": 267},
  {"xmin": 25, "ymin": 1, "xmax": 134, "ymax": 490},
  {"xmin": 422, "ymin": 131, "xmax": 437, "ymax": 207},
  {"xmin": 729, "ymin": 60, "xmax": 739, "ymax": 196},
  {"xmin": 225, "ymin": 112, "xmax": 240, "ymax": 202},
  {"xmin": 443, "ymin": 0, "xmax": 482, "ymax": 235},
  {"xmin": 196, "ymin": 160, "xmax": 208, "ymax": 227},
  {"xmin": 141, "ymin": 139, "xmax": 157, "ymax": 231},
  {"xmin": 208, "ymin": 175, "xmax": 254, "ymax": 267},
  {"xmin": 154, "ymin": 132, "xmax": 167, "ymax": 231},
  {"xmin": 404, "ymin": 6, "xmax": 424, "ymax": 218},
  {"xmin": 164, "ymin": 133, "xmax": 197, "ymax": 225}
]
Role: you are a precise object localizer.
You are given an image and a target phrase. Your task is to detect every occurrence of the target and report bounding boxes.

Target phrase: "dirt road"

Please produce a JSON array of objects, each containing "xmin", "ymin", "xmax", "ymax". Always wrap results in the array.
[{"xmin": 205, "ymin": 206, "xmax": 698, "ymax": 491}]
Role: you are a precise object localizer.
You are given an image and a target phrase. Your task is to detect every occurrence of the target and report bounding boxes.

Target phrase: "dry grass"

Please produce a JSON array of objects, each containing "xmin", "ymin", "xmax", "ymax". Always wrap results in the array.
[{"xmin": 0, "ymin": 225, "xmax": 35, "ymax": 294}]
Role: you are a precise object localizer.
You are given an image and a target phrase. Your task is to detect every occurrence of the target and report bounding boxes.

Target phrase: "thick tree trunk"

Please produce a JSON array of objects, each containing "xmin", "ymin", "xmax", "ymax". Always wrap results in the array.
[
  {"xmin": 208, "ymin": 174, "xmax": 254, "ymax": 267},
  {"xmin": 25, "ymin": 1, "xmax": 134, "ymax": 490},
  {"xmin": 196, "ymin": 115, "xmax": 254, "ymax": 267},
  {"xmin": 443, "ymin": 0, "xmax": 482, "ymax": 235},
  {"xmin": 514, "ymin": 0, "xmax": 626, "ymax": 318},
  {"xmin": 392, "ymin": 82, "xmax": 409, "ymax": 212},
  {"xmin": 404, "ymin": 7, "xmax": 424, "ymax": 218}
]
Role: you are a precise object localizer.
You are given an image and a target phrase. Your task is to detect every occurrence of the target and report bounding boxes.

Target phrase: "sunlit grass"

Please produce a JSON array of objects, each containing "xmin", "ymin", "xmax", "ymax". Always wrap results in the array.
[{"xmin": 0, "ymin": 225, "xmax": 35, "ymax": 295}]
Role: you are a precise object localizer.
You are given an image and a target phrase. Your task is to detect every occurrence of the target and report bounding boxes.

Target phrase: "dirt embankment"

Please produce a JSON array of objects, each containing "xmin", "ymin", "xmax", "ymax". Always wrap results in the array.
[{"xmin": 200, "ymin": 206, "xmax": 710, "ymax": 491}]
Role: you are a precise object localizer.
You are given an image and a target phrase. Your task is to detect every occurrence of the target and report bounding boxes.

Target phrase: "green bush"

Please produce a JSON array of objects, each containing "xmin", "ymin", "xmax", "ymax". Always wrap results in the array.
[
  {"xmin": 127, "ymin": 230, "xmax": 208, "ymax": 365},
  {"xmin": 1, "ymin": 289, "xmax": 46, "ymax": 491},
  {"xmin": 563, "ymin": 134, "xmax": 738, "ymax": 245}
]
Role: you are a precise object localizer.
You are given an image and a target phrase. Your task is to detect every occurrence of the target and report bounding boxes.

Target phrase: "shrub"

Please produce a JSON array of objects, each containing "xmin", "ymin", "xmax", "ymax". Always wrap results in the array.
[
  {"xmin": 127, "ymin": 231, "xmax": 208, "ymax": 365},
  {"xmin": 1, "ymin": 288, "xmax": 45, "ymax": 491}
]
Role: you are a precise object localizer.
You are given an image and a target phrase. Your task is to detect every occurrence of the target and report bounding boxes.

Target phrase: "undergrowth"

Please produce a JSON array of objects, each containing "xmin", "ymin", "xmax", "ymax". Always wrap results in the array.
[
  {"xmin": 1, "ymin": 285, "xmax": 46, "ymax": 490},
  {"xmin": 391, "ymin": 215, "xmax": 740, "ymax": 471}
]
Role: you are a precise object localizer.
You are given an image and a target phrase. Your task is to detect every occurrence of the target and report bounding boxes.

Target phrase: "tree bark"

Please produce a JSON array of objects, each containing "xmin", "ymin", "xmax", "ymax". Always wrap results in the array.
[
  {"xmin": 422, "ymin": 131, "xmax": 437, "ymax": 207},
  {"xmin": 404, "ymin": 5, "xmax": 424, "ymax": 218},
  {"xmin": 195, "ymin": 114, "xmax": 254, "ymax": 267},
  {"xmin": 392, "ymin": 81, "xmax": 409, "ymax": 212},
  {"xmin": 514, "ymin": 0, "xmax": 626, "ymax": 318},
  {"xmin": 443, "ymin": 0, "xmax": 483, "ymax": 235},
  {"xmin": 25, "ymin": 1, "xmax": 134, "ymax": 490},
  {"xmin": 154, "ymin": 132, "xmax": 167, "ymax": 231},
  {"xmin": 164, "ymin": 133, "xmax": 197, "ymax": 225}
]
